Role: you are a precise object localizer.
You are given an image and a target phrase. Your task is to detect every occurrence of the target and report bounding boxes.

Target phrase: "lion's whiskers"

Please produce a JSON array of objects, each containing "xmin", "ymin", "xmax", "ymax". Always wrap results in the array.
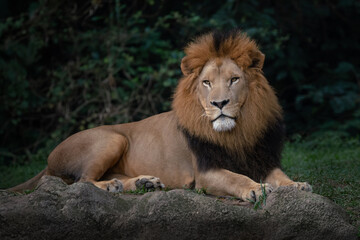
[{"xmin": 200, "ymin": 112, "xmax": 207, "ymax": 119}]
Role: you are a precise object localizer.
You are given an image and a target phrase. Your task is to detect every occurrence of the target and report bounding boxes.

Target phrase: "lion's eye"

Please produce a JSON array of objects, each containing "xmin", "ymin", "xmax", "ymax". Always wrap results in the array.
[
  {"xmin": 230, "ymin": 77, "xmax": 240, "ymax": 85},
  {"xmin": 202, "ymin": 80, "xmax": 211, "ymax": 87}
]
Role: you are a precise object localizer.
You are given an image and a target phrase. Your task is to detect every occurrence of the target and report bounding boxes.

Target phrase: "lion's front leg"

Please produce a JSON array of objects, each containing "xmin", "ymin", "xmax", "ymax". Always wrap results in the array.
[
  {"xmin": 195, "ymin": 169, "xmax": 273, "ymax": 202},
  {"xmin": 264, "ymin": 168, "xmax": 312, "ymax": 192}
]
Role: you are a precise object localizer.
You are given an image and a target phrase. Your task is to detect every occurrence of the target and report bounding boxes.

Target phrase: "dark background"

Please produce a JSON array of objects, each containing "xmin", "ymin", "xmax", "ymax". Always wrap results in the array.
[{"xmin": 0, "ymin": 0, "xmax": 359, "ymax": 165}]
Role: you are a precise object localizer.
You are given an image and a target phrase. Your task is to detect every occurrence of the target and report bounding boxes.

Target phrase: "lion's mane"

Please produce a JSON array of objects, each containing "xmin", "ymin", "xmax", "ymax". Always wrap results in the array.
[{"xmin": 172, "ymin": 30, "xmax": 284, "ymax": 180}]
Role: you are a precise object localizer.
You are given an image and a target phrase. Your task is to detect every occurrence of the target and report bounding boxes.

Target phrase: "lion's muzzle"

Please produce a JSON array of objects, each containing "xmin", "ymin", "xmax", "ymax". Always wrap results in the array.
[{"xmin": 212, "ymin": 114, "xmax": 236, "ymax": 132}]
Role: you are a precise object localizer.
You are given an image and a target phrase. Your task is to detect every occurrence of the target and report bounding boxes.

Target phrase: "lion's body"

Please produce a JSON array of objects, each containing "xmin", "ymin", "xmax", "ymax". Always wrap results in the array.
[
  {"xmin": 47, "ymin": 111, "xmax": 194, "ymax": 188},
  {"xmin": 10, "ymin": 30, "xmax": 312, "ymax": 200}
]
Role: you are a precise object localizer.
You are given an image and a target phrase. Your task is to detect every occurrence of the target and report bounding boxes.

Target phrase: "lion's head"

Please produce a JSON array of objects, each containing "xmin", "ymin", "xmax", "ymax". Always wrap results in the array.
[
  {"xmin": 173, "ymin": 30, "xmax": 282, "ymax": 151},
  {"xmin": 196, "ymin": 57, "xmax": 248, "ymax": 132}
]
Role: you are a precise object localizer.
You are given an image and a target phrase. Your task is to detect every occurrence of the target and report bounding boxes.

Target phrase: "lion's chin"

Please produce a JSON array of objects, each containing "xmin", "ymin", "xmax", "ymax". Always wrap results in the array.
[{"xmin": 212, "ymin": 116, "xmax": 236, "ymax": 132}]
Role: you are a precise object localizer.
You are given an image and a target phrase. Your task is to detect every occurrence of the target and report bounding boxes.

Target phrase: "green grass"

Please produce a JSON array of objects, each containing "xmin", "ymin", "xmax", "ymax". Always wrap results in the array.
[
  {"xmin": 247, "ymin": 181, "xmax": 269, "ymax": 210},
  {"xmin": 123, "ymin": 188, "xmax": 155, "ymax": 195},
  {"xmin": 0, "ymin": 149, "xmax": 48, "ymax": 189},
  {"xmin": 282, "ymin": 131, "xmax": 360, "ymax": 234},
  {"xmin": 1, "ymin": 131, "xmax": 359, "ymax": 233}
]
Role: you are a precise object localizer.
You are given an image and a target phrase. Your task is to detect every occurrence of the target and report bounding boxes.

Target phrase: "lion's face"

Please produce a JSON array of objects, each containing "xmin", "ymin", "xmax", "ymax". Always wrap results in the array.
[{"xmin": 197, "ymin": 58, "xmax": 248, "ymax": 132}]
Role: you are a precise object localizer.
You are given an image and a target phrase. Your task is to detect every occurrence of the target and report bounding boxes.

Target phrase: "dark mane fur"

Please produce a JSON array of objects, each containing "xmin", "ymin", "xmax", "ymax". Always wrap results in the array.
[
  {"xmin": 212, "ymin": 29, "xmax": 239, "ymax": 52},
  {"xmin": 182, "ymin": 118, "xmax": 285, "ymax": 181}
]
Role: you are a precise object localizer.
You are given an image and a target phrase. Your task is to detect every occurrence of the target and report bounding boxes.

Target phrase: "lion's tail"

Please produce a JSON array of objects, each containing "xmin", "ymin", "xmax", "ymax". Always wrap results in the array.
[{"xmin": 8, "ymin": 167, "xmax": 48, "ymax": 193}]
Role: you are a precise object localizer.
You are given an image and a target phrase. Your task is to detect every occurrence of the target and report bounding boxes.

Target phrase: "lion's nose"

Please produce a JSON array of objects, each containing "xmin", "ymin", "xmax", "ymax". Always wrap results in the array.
[{"xmin": 210, "ymin": 99, "xmax": 230, "ymax": 109}]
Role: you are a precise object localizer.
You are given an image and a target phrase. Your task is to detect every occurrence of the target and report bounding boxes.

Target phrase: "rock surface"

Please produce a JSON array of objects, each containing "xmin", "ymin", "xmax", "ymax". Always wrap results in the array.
[{"xmin": 0, "ymin": 176, "xmax": 357, "ymax": 240}]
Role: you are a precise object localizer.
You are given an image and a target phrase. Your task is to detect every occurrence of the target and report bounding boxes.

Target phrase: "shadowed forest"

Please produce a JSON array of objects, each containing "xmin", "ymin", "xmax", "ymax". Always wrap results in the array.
[{"xmin": 0, "ymin": 0, "xmax": 359, "ymax": 234}]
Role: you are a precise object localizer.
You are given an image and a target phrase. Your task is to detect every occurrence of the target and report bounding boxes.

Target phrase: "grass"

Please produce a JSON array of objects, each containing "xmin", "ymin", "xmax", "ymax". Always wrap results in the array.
[
  {"xmin": 0, "ymin": 131, "xmax": 359, "ymax": 234},
  {"xmin": 246, "ymin": 181, "xmax": 269, "ymax": 210},
  {"xmin": 282, "ymin": 131, "xmax": 360, "ymax": 235},
  {"xmin": 123, "ymin": 186, "xmax": 172, "ymax": 195},
  {"xmin": 123, "ymin": 187, "xmax": 155, "ymax": 195},
  {"xmin": 0, "ymin": 150, "xmax": 47, "ymax": 189}
]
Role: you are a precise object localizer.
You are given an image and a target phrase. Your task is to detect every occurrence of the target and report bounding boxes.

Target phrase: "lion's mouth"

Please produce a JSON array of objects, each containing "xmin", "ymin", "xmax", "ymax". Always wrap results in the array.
[
  {"xmin": 211, "ymin": 114, "xmax": 237, "ymax": 132},
  {"xmin": 211, "ymin": 114, "xmax": 236, "ymax": 122}
]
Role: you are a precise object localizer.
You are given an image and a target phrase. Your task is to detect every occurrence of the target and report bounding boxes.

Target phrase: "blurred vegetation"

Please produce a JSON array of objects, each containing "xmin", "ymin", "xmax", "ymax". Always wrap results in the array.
[{"xmin": 0, "ymin": 0, "xmax": 359, "ymax": 166}]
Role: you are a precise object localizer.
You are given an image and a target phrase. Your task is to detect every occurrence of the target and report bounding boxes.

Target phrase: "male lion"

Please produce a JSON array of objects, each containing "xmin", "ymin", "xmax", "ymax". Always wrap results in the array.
[{"xmin": 10, "ymin": 30, "xmax": 312, "ymax": 201}]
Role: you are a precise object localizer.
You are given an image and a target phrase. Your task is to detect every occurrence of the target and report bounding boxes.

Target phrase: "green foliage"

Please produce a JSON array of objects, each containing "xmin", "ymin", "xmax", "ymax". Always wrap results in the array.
[
  {"xmin": 246, "ymin": 181, "xmax": 268, "ymax": 210},
  {"xmin": 0, "ymin": 0, "xmax": 359, "ymax": 165},
  {"xmin": 195, "ymin": 187, "xmax": 207, "ymax": 195},
  {"xmin": 0, "ymin": 0, "xmax": 185, "ymax": 163}
]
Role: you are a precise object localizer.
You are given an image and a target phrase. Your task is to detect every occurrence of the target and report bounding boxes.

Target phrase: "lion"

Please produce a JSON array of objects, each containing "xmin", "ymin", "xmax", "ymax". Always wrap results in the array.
[{"xmin": 10, "ymin": 30, "xmax": 312, "ymax": 201}]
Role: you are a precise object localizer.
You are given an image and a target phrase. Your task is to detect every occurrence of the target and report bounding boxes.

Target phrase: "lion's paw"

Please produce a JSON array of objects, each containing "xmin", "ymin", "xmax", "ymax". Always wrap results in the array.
[
  {"xmin": 105, "ymin": 178, "xmax": 124, "ymax": 193},
  {"xmin": 242, "ymin": 183, "xmax": 273, "ymax": 202},
  {"xmin": 135, "ymin": 176, "xmax": 165, "ymax": 191},
  {"xmin": 290, "ymin": 182, "xmax": 312, "ymax": 192}
]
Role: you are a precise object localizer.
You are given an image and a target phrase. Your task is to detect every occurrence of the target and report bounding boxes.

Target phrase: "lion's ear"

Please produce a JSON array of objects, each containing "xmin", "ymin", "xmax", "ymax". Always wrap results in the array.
[
  {"xmin": 249, "ymin": 50, "xmax": 265, "ymax": 70},
  {"xmin": 181, "ymin": 56, "xmax": 192, "ymax": 76}
]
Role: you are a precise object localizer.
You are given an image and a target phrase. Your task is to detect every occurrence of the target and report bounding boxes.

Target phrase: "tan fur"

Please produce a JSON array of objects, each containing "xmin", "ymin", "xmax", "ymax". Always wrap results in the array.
[
  {"xmin": 196, "ymin": 169, "xmax": 274, "ymax": 201},
  {"xmin": 9, "ymin": 30, "xmax": 311, "ymax": 201},
  {"xmin": 265, "ymin": 168, "xmax": 312, "ymax": 191}
]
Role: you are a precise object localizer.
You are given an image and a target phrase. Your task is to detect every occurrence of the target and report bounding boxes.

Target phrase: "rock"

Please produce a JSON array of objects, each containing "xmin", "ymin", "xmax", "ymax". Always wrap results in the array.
[{"xmin": 0, "ymin": 176, "xmax": 357, "ymax": 240}]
